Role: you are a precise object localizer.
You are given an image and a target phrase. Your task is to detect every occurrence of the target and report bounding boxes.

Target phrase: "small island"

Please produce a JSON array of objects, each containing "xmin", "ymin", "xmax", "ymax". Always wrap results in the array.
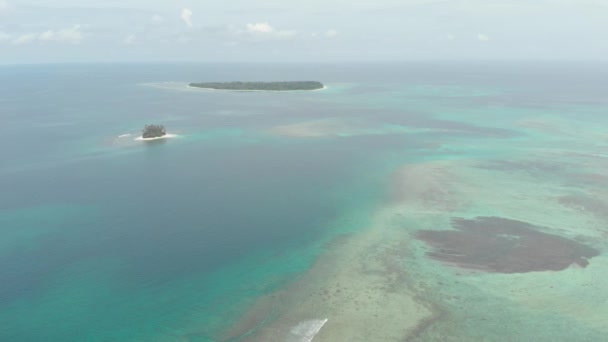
[
  {"xmin": 142, "ymin": 124, "xmax": 167, "ymax": 139},
  {"xmin": 135, "ymin": 124, "xmax": 178, "ymax": 141},
  {"xmin": 188, "ymin": 81, "xmax": 325, "ymax": 92}
]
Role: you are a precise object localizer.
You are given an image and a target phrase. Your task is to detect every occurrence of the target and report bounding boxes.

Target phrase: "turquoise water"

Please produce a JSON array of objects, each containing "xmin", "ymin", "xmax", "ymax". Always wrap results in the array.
[{"xmin": 1, "ymin": 63, "xmax": 607, "ymax": 341}]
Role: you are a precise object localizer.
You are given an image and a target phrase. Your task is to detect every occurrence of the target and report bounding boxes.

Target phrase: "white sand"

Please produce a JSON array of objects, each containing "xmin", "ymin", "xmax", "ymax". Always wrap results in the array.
[{"xmin": 134, "ymin": 134, "xmax": 178, "ymax": 141}]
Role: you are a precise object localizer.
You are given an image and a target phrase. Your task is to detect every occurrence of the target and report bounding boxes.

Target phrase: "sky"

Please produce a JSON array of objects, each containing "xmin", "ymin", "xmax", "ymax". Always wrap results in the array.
[{"xmin": 0, "ymin": 0, "xmax": 607, "ymax": 64}]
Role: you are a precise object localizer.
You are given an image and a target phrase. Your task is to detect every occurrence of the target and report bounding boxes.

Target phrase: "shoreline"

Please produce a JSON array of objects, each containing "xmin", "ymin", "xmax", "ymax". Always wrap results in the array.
[{"xmin": 134, "ymin": 133, "xmax": 178, "ymax": 141}]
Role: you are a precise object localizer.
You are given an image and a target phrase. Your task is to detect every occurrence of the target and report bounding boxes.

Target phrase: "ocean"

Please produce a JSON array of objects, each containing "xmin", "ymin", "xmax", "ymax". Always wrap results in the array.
[{"xmin": 1, "ymin": 63, "xmax": 607, "ymax": 341}]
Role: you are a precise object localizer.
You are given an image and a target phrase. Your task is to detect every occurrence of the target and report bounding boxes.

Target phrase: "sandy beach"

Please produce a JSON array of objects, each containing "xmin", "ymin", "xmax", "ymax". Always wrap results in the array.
[{"xmin": 134, "ymin": 134, "xmax": 178, "ymax": 141}]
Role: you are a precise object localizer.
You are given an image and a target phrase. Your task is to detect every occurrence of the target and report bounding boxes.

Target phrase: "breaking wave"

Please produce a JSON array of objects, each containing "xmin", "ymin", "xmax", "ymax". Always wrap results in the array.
[{"xmin": 286, "ymin": 318, "xmax": 328, "ymax": 342}]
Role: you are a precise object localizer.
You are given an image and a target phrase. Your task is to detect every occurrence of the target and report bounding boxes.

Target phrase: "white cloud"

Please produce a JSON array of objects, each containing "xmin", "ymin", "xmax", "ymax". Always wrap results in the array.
[
  {"xmin": 123, "ymin": 34, "xmax": 136, "ymax": 45},
  {"xmin": 326, "ymin": 29, "xmax": 338, "ymax": 38},
  {"xmin": 60, "ymin": 25, "xmax": 83, "ymax": 43},
  {"xmin": 39, "ymin": 30, "xmax": 55, "ymax": 41},
  {"xmin": 40, "ymin": 25, "xmax": 83, "ymax": 44},
  {"xmin": 150, "ymin": 14, "xmax": 164, "ymax": 25},
  {"xmin": 243, "ymin": 22, "xmax": 297, "ymax": 39},
  {"xmin": 11, "ymin": 25, "xmax": 83, "ymax": 45},
  {"xmin": 477, "ymin": 33, "xmax": 490, "ymax": 42},
  {"xmin": 181, "ymin": 8, "xmax": 193, "ymax": 27},
  {"xmin": 12, "ymin": 34, "xmax": 36, "ymax": 45},
  {"xmin": 247, "ymin": 22, "xmax": 274, "ymax": 34}
]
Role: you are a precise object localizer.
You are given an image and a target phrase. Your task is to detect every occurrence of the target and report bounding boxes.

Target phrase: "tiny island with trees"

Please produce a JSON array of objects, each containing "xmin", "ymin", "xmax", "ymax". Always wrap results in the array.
[
  {"xmin": 142, "ymin": 124, "xmax": 167, "ymax": 139},
  {"xmin": 188, "ymin": 81, "xmax": 325, "ymax": 91}
]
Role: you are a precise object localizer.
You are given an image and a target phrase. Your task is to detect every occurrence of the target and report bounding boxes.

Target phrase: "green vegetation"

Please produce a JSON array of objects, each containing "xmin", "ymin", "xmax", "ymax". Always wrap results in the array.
[
  {"xmin": 142, "ymin": 124, "xmax": 166, "ymax": 139},
  {"xmin": 189, "ymin": 81, "xmax": 324, "ymax": 91}
]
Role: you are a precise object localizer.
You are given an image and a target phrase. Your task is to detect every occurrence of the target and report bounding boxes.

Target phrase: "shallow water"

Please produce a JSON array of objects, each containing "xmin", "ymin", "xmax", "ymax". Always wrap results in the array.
[{"xmin": 1, "ymin": 63, "xmax": 607, "ymax": 341}]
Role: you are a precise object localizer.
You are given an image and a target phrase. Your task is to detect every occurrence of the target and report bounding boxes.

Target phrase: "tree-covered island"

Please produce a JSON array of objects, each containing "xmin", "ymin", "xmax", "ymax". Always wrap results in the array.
[
  {"xmin": 142, "ymin": 124, "xmax": 167, "ymax": 139},
  {"xmin": 188, "ymin": 81, "xmax": 324, "ymax": 91}
]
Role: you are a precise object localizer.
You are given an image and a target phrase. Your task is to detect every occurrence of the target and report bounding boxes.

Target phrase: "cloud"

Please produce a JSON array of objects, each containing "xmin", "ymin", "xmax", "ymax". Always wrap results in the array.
[
  {"xmin": 123, "ymin": 34, "xmax": 136, "ymax": 45},
  {"xmin": 477, "ymin": 33, "xmax": 490, "ymax": 42},
  {"xmin": 39, "ymin": 25, "xmax": 83, "ymax": 44},
  {"xmin": 150, "ymin": 14, "xmax": 164, "ymax": 25},
  {"xmin": 39, "ymin": 30, "xmax": 54, "ymax": 40},
  {"xmin": 10, "ymin": 25, "xmax": 83, "ymax": 45},
  {"xmin": 247, "ymin": 22, "xmax": 274, "ymax": 34},
  {"xmin": 12, "ymin": 34, "xmax": 36, "ymax": 45},
  {"xmin": 60, "ymin": 25, "xmax": 83, "ymax": 43},
  {"xmin": 243, "ymin": 22, "xmax": 297, "ymax": 39},
  {"xmin": 181, "ymin": 8, "xmax": 193, "ymax": 27},
  {"xmin": 326, "ymin": 29, "xmax": 338, "ymax": 38}
]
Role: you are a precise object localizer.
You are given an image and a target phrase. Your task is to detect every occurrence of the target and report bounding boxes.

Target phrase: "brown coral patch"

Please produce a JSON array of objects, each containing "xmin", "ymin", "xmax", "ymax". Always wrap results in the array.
[{"xmin": 417, "ymin": 217, "xmax": 599, "ymax": 273}]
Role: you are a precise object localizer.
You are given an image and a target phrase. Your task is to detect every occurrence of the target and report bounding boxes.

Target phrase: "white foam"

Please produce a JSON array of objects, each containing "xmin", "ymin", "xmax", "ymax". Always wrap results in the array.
[
  {"xmin": 134, "ymin": 134, "xmax": 178, "ymax": 141},
  {"xmin": 287, "ymin": 318, "xmax": 328, "ymax": 342},
  {"xmin": 118, "ymin": 134, "xmax": 132, "ymax": 138}
]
